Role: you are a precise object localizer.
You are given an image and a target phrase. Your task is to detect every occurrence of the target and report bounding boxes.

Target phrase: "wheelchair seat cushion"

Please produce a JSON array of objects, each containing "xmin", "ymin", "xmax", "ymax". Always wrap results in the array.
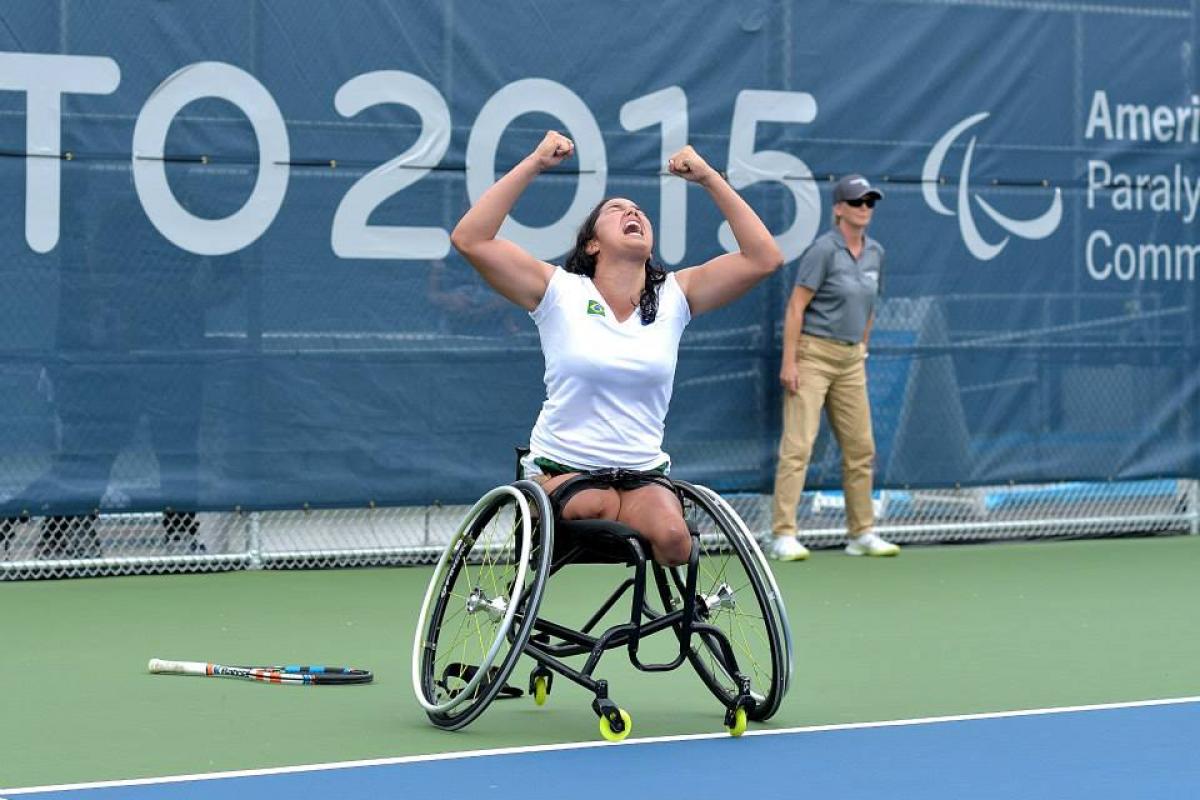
[{"xmin": 552, "ymin": 518, "xmax": 652, "ymax": 566}]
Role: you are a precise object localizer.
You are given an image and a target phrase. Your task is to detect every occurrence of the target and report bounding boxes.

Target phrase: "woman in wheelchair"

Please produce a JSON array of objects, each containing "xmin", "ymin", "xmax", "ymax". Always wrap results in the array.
[
  {"xmin": 413, "ymin": 130, "xmax": 792, "ymax": 740},
  {"xmin": 451, "ymin": 130, "xmax": 782, "ymax": 565}
]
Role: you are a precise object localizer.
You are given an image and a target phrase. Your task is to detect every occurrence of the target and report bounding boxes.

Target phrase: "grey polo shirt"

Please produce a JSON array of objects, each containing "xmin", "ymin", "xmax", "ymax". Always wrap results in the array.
[{"xmin": 792, "ymin": 227, "xmax": 884, "ymax": 344}]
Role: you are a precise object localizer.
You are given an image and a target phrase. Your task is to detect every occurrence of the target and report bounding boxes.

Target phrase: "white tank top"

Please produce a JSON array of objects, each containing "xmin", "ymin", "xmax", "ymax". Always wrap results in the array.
[{"xmin": 528, "ymin": 267, "xmax": 692, "ymax": 470}]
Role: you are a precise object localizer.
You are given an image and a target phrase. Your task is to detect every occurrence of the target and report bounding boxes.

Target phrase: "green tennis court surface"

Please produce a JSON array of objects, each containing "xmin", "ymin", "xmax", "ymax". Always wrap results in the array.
[{"xmin": 2, "ymin": 535, "xmax": 1197, "ymax": 789}]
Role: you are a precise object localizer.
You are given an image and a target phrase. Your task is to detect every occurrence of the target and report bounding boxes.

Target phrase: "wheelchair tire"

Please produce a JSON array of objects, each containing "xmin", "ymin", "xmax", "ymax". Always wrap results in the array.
[
  {"xmin": 412, "ymin": 480, "xmax": 554, "ymax": 730},
  {"xmin": 692, "ymin": 484, "xmax": 795, "ymax": 698},
  {"xmin": 657, "ymin": 481, "xmax": 791, "ymax": 721}
]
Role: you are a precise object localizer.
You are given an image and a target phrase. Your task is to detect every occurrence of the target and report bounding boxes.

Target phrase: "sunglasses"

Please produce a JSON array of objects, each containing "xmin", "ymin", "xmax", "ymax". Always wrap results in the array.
[{"xmin": 844, "ymin": 197, "xmax": 876, "ymax": 209}]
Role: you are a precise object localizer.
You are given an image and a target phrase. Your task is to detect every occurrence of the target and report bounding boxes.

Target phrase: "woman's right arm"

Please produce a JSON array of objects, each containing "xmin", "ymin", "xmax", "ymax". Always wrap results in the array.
[
  {"xmin": 780, "ymin": 285, "xmax": 814, "ymax": 394},
  {"xmin": 449, "ymin": 131, "xmax": 573, "ymax": 311}
]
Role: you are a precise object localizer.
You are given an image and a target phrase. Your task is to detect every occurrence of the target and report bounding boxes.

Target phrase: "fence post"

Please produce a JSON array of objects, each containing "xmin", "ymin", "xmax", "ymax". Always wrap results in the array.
[
  {"xmin": 1189, "ymin": 480, "xmax": 1200, "ymax": 536},
  {"xmin": 248, "ymin": 511, "xmax": 263, "ymax": 568}
]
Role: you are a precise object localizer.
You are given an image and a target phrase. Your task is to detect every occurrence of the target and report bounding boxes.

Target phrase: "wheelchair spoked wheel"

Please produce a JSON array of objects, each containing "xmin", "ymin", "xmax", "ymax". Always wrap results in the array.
[
  {"xmin": 658, "ymin": 481, "xmax": 791, "ymax": 722},
  {"xmin": 691, "ymin": 484, "xmax": 795, "ymax": 699},
  {"xmin": 412, "ymin": 480, "xmax": 553, "ymax": 730}
]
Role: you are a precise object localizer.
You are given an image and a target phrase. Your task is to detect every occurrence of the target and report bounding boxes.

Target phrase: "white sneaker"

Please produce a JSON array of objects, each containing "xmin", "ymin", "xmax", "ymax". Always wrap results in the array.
[
  {"xmin": 845, "ymin": 531, "xmax": 900, "ymax": 557},
  {"xmin": 768, "ymin": 536, "xmax": 810, "ymax": 561}
]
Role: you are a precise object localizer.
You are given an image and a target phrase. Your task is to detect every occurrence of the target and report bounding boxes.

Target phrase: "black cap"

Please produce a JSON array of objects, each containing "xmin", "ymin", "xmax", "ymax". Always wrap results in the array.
[{"xmin": 833, "ymin": 174, "xmax": 884, "ymax": 204}]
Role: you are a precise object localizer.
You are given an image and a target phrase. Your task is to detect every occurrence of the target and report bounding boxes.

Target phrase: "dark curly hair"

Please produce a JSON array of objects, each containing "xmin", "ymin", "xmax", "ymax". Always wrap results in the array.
[{"xmin": 563, "ymin": 199, "xmax": 667, "ymax": 325}]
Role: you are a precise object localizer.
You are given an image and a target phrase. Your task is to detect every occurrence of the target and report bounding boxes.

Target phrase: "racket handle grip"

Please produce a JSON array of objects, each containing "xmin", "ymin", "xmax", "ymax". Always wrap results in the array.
[{"xmin": 148, "ymin": 658, "xmax": 208, "ymax": 675}]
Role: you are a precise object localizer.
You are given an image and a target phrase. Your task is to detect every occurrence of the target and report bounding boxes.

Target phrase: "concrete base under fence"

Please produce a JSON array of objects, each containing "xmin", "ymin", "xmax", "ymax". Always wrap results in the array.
[{"xmin": 2, "ymin": 480, "xmax": 1196, "ymax": 579}]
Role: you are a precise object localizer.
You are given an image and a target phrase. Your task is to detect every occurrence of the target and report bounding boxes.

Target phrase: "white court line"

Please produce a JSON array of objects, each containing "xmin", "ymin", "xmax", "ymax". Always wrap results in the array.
[{"xmin": 3, "ymin": 695, "xmax": 1198, "ymax": 796}]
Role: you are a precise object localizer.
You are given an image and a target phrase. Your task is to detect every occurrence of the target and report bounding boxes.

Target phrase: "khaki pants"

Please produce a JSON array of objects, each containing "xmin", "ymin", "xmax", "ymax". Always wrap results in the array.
[{"xmin": 772, "ymin": 334, "xmax": 876, "ymax": 537}]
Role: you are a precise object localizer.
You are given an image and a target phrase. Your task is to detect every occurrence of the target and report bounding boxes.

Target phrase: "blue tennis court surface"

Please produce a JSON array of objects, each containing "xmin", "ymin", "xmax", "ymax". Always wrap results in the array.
[{"xmin": 5, "ymin": 699, "xmax": 1197, "ymax": 800}]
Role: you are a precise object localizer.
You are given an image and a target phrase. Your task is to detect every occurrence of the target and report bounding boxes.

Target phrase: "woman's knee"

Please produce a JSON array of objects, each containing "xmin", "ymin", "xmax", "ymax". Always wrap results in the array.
[
  {"xmin": 842, "ymin": 440, "xmax": 875, "ymax": 467},
  {"xmin": 647, "ymin": 519, "xmax": 693, "ymax": 566},
  {"xmin": 775, "ymin": 450, "xmax": 812, "ymax": 471}
]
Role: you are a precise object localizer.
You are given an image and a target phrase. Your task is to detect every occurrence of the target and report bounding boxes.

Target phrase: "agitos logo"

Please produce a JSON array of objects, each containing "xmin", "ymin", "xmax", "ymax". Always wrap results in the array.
[{"xmin": 922, "ymin": 112, "xmax": 1062, "ymax": 261}]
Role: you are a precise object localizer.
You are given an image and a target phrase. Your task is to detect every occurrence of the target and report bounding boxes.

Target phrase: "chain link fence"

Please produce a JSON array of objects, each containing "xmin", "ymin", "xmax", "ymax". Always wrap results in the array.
[{"xmin": 3, "ymin": 479, "xmax": 1195, "ymax": 580}]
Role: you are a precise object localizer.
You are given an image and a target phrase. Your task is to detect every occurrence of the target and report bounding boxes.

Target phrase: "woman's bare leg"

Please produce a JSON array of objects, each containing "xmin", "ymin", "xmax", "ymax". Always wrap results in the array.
[{"xmin": 617, "ymin": 483, "xmax": 691, "ymax": 566}]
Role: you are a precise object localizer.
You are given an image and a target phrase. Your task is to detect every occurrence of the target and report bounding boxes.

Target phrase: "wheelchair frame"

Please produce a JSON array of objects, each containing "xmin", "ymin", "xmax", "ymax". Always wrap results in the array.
[{"xmin": 412, "ymin": 471, "xmax": 792, "ymax": 740}]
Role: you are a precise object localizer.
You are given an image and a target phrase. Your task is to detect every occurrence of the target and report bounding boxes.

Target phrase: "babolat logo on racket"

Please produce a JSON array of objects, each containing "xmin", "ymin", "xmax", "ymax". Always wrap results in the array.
[
  {"xmin": 148, "ymin": 658, "xmax": 371, "ymax": 684},
  {"xmin": 586, "ymin": 299, "xmax": 606, "ymax": 317}
]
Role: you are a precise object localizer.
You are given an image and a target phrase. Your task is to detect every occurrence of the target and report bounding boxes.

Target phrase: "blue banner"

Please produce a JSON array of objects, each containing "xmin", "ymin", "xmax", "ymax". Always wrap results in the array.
[{"xmin": 0, "ymin": 0, "xmax": 1196, "ymax": 513}]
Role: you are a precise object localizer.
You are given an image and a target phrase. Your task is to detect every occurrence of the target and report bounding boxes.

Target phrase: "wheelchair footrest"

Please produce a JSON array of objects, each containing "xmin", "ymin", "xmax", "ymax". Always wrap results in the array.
[{"xmin": 437, "ymin": 662, "xmax": 524, "ymax": 701}]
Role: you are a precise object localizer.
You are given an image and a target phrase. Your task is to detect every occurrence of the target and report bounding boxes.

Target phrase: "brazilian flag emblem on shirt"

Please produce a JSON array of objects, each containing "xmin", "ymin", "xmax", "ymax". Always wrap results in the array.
[{"xmin": 586, "ymin": 299, "xmax": 606, "ymax": 317}]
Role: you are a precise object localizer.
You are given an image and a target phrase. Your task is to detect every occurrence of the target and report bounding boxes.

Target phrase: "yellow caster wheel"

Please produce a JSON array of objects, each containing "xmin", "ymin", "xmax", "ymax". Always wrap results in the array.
[
  {"xmin": 533, "ymin": 676, "xmax": 549, "ymax": 706},
  {"xmin": 725, "ymin": 706, "xmax": 748, "ymax": 737},
  {"xmin": 599, "ymin": 709, "xmax": 633, "ymax": 742}
]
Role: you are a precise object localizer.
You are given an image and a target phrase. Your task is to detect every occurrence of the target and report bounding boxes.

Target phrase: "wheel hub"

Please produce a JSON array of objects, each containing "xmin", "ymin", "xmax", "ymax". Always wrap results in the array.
[
  {"xmin": 466, "ymin": 587, "xmax": 509, "ymax": 621},
  {"xmin": 702, "ymin": 582, "xmax": 736, "ymax": 614}
]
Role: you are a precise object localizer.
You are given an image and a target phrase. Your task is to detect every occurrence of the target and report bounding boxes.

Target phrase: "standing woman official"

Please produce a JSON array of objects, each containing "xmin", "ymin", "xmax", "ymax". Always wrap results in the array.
[
  {"xmin": 451, "ymin": 130, "xmax": 783, "ymax": 567},
  {"xmin": 769, "ymin": 175, "xmax": 900, "ymax": 561}
]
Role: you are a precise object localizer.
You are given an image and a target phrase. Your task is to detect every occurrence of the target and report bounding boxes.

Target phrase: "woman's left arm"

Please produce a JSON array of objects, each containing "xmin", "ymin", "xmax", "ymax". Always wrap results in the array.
[
  {"xmin": 864, "ymin": 249, "xmax": 882, "ymax": 349},
  {"xmin": 670, "ymin": 147, "xmax": 784, "ymax": 316}
]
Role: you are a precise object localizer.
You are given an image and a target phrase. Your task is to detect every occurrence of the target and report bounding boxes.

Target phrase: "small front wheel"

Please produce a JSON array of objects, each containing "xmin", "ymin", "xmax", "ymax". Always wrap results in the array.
[
  {"xmin": 599, "ymin": 709, "xmax": 633, "ymax": 742},
  {"xmin": 532, "ymin": 676, "xmax": 549, "ymax": 706},
  {"xmin": 725, "ymin": 706, "xmax": 748, "ymax": 737}
]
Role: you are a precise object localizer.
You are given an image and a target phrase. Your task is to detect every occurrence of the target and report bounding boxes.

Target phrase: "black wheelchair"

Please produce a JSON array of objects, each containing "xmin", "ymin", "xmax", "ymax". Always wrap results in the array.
[{"xmin": 411, "ymin": 455, "xmax": 792, "ymax": 740}]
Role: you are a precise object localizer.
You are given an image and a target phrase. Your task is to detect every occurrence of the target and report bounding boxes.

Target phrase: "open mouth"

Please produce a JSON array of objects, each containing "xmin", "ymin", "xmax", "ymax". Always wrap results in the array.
[{"xmin": 622, "ymin": 219, "xmax": 644, "ymax": 237}]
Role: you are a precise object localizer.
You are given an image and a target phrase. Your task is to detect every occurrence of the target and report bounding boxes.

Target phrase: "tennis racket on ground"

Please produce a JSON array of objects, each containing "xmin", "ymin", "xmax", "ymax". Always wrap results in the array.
[{"xmin": 148, "ymin": 658, "xmax": 372, "ymax": 685}]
